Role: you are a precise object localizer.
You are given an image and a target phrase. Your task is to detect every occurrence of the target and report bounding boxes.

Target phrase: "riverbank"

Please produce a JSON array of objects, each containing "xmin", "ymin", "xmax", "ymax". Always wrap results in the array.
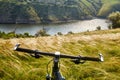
[{"xmin": 6, "ymin": 28, "xmax": 120, "ymax": 45}]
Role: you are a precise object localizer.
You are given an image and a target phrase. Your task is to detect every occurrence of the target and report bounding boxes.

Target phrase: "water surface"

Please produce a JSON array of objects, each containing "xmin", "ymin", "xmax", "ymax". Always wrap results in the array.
[{"xmin": 0, "ymin": 19, "xmax": 111, "ymax": 35}]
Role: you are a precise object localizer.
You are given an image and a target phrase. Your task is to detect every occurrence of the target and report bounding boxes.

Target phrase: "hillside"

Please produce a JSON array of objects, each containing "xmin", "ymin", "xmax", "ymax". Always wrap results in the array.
[
  {"xmin": 98, "ymin": 0, "xmax": 120, "ymax": 17},
  {"xmin": 0, "ymin": 0, "xmax": 119, "ymax": 24},
  {"xmin": 0, "ymin": 29, "xmax": 120, "ymax": 79}
]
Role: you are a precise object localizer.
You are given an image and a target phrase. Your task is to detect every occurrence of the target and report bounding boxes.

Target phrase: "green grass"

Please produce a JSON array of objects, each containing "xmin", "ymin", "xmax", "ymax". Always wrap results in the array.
[
  {"xmin": 0, "ymin": 29, "xmax": 120, "ymax": 80},
  {"xmin": 98, "ymin": 0, "xmax": 120, "ymax": 17}
]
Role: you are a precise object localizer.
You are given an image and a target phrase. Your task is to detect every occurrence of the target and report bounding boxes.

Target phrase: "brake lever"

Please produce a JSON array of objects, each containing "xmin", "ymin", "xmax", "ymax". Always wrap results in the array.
[
  {"xmin": 33, "ymin": 50, "xmax": 43, "ymax": 58},
  {"xmin": 71, "ymin": 59, "xmax": 86, "ymax": 64}
]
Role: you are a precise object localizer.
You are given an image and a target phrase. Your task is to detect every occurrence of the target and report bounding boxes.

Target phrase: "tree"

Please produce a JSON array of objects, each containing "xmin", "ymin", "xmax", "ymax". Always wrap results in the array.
[{"xmin": 108, "ymin": 11, "xmax": 120, "ymax": 28}]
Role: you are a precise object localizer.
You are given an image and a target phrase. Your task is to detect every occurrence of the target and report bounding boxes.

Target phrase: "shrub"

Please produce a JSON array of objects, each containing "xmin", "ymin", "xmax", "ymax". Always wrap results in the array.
[
  {"xmin": 57, "ymin": 32, "xmax": 63, "ymax": 35},
  {"xmin": 108, "ymin": 25, "xmax": 112, "ymax": 29},
  {"xmin": 67, "ymin": 31, "xmax": 74, "ymax": 34},
  {"xmin": 96, "ymin": 26, "xmax": 101, "ymax": 30},
  {"xmin": 24, "ymin": 32, "xmax": 29, "ymax": 37},
  {"xmin": 35, "ymin": 29, "xmax": 50, "ymax": 37},
  {"xmin": 108, "ymin": 11, "xmax": 120, "ymax": 28},
  {"xmin": 0, "ymin": 31, "xmax": 33, "ymax": 39}
]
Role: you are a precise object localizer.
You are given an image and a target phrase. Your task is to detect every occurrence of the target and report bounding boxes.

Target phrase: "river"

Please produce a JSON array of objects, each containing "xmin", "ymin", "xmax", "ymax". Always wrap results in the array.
[{"xmin": 0, "ymin": 19, "xmax": 111, "ymax": 36}]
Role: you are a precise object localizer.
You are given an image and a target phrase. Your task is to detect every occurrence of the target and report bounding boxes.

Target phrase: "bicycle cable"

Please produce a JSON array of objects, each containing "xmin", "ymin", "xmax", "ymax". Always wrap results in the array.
[{"xmin": 46, "ymin": 58, "xmax": 53, "ymax": 75}]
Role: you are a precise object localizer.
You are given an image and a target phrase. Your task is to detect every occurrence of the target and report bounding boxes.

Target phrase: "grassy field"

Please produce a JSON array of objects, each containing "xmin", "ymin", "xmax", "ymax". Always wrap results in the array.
[
  {"xmin": 98, "ymin": 0, "xmax": 120, "ymax": 17},
  {"xmin": 0, "ymin": 29, "xmax": 120, "ymax": 80}
]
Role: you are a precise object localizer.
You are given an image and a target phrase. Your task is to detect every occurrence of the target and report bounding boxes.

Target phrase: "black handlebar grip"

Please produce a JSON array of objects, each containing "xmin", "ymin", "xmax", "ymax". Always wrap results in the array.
[
  {"xmin": 14, "ymin": 44, "xmax": 35, "ymax": 53},
  {"xmin": 81, "ymin": 57, "xmax": 100, "ymax": 61},
  {"xmin": 80, "ymin": 54, "xmax": 104, "ymax": 62}
]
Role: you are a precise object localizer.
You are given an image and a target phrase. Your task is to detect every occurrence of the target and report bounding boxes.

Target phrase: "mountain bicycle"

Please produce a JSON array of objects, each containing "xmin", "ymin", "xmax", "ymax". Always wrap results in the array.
[{"xmin": 14, "ymin": 44, "xmax": 104, "ymax": 80}]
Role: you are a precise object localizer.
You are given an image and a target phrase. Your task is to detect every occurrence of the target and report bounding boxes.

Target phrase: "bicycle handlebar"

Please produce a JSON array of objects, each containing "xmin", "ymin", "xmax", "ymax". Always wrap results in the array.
[{"xmin": 14, "ymin": 44, "xmax": 104, "ymax": 62}]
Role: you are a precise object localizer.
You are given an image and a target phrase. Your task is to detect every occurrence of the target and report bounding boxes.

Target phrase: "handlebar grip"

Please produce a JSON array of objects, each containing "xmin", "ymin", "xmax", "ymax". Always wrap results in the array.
[
  {"xmin": 81, "ymin": 57, "xmax": 100, "ymax": 61},
  {"xmin": 80, "ymin": 54, "xmax": 104, "ymax": 62},
  {"xmin": 14, "ymin": 43, "xmax": 35, "ymax": 53}
]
